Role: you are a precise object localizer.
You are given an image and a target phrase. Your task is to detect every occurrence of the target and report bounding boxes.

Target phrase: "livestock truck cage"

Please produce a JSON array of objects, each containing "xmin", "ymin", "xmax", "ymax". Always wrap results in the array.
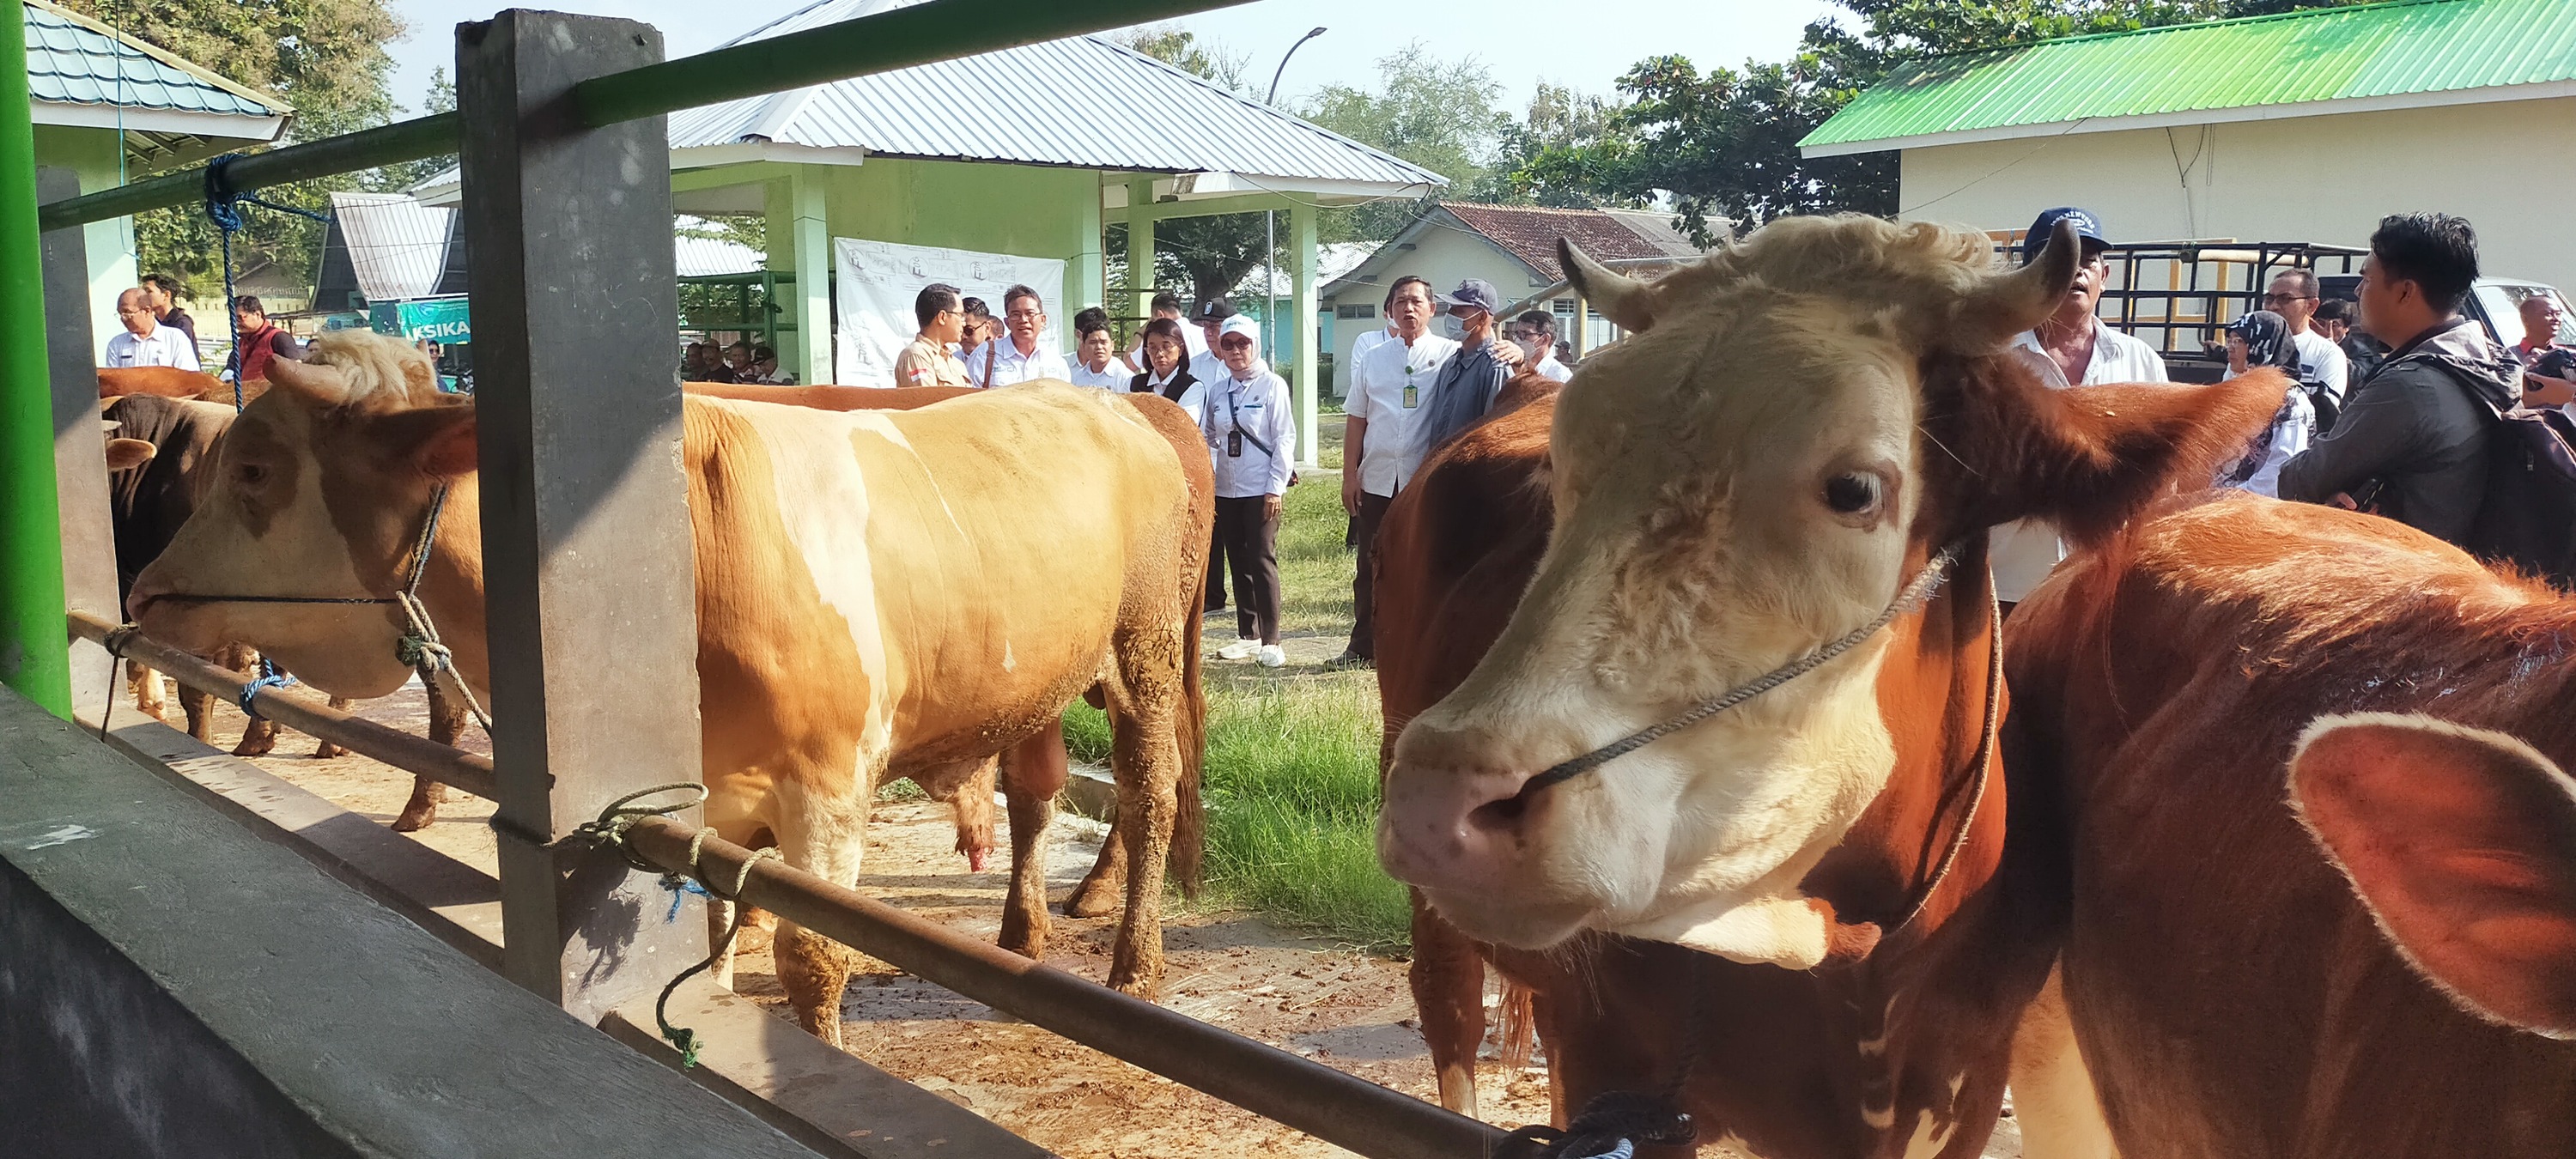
[
  {"xmin": 0, "ymin": 5, "xmax": 1510, "ymax": 1157},
  {"xmin": 1987, "ymin": 231, "xmax": 2372, "ymax": 383}
]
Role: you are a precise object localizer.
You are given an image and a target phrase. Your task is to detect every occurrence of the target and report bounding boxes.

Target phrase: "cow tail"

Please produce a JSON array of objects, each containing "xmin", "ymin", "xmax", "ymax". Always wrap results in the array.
[
  {"xmin": 1170, "ymin": 544, "xmax": 1209, "ymax": 898},
  {"xmin": 1498, "ymin": 978, "xmax": 1537, "ymax": 1070}
]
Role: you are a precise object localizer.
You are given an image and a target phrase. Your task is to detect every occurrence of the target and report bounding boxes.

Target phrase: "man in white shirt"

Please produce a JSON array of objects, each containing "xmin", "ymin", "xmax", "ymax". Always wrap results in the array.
[
  {"xmin": 974, "ymin": 283, "xmax": 1071, "ymax": 387},
  {"xmin": 1329, "ymin": 276, "xmax": 1455, "ymax": 669},
  {"xmin": 1997, "ymin": 207, "xmax": 2171, "ymax": 606},
  {"xmin": 1067, "ymin": 307, "xmax": 1126, "ymax": 389},
  {"xmin": 2263, "ymin": 268, "xmax": 2351, "ymax": 406},
  {"xmin": 105, "ymin": 288, "xmax": 202, "ymax": 371},
  {"xmin": 1124, "ymin": 291, "xmax": 1208, "ymax": 373},
  {"xmin": 1188, "ymin": 296, "xmax": 1237, "ymax": 387},
  {"xmin": 1509, "ymin": 310, "xmax": 1572, "ymax": 383},
  {"xmin": 1203, "ymin": 313, "xmax": 1296, "ymax": 668}
]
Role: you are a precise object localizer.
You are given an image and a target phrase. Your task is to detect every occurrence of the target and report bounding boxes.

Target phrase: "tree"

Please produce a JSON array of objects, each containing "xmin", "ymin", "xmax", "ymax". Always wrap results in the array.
[
  {"xmin": 1486, "ymin": 82, "xmax": 1625, "ymax": 208},
  {"xmin": 1516, "ymin": 0, "xmax": 2372, "ymax": 239},
  {"xmin": 1109, "ymin": 26, "xmax": 1269, "ymax": 306},
  {"xmin": 62, "ymin": 0, "xmax": 404, "ymax": 300},
  {"xmin": 375, "ymin": 66, "xmax": 457, "ymax": 193},
  {"xmin": 1299, "ymin": 44, "xmax": 1510, "ymax": 242}
]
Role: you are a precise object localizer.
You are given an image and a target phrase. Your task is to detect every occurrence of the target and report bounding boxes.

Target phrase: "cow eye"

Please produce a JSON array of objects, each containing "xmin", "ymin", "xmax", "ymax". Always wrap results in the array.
[
  {"xmin": 1824, "ymin": 472, "xmax": 1879, "ymax": 514},
  {"xmin": 236, "ymin": 462, "xmax": 268, "ymax": 488}
]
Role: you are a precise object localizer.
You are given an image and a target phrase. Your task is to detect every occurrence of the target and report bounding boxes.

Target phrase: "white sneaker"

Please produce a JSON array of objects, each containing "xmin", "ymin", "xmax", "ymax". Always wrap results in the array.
[
  {"xmin": 1218, "ymin": 640, "xmax": 1259, "ymax": 661},
  {"xmin": 1256, "ymin": 645, "xmax": 1287, "ymax": 668}
]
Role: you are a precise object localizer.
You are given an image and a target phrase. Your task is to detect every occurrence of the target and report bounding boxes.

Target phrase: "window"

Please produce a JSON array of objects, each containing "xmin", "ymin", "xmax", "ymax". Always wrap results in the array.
[
  {"xmin": 1336, "ymin": 303, "xmax": 1377, "ymax": 320},
  {"xmin": 1552, "ymin": 298, "xmax": 1577, "ymax": 317}
]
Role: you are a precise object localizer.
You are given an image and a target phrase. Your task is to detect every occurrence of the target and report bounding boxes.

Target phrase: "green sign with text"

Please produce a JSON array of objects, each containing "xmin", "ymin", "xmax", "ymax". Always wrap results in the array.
[{"xmin": 369, "ymin": 296, "xmax": 471, "ymax": 344}]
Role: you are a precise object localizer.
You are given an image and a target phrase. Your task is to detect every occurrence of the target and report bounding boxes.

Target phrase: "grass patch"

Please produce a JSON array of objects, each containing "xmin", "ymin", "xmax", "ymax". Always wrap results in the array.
[{"xmin": 1059, "ymin": 421, "xmax": 1413, "ymax": 950}]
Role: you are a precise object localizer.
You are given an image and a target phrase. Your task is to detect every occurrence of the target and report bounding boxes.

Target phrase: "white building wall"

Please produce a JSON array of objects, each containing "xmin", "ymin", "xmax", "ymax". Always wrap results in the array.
[{"xmin": 1896, "ymin": 95, "xmax": 2576, "ymax": 290}]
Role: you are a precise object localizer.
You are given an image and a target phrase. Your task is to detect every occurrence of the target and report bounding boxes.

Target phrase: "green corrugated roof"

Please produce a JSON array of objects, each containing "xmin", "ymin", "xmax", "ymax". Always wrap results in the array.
[
  {"xmin": 1801, "ymin": 0, "xmax": 2576, "ymax": 154},
  {"xmin": 23, "ymin": 0, "xmax": 288, "ymax": 119}
]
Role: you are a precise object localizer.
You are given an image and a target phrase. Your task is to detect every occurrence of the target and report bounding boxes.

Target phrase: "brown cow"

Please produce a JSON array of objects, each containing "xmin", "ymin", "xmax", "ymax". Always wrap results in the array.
[
  {"xmin": 98, "ymin": 366, "xmax": 258, "ymax": 405},
  {"xmin": 131, "ymin": 334, "xmax": 1212, "ymax": 1044},
  {"xmin": 1374, "ymin": 215, "xmax": 2283, "ymax": 1156},
  {"xmin": 2002, "ymin": 494, "xmax": 2576, "ymax": 1156}
]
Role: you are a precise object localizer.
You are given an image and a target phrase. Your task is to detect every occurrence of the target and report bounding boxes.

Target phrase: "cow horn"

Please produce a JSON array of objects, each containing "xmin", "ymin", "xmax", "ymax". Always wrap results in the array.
[
  {"xmin": 1952, "ymin": 217, "xmax": 2081, "ymax": 353},
  {"xmin": 1563, "ymin": 238, "xmax": 1657, "ymax": 334},
  {"xmin": 262, "ymin": 352, "xmax": 350, "ymax": 408}
]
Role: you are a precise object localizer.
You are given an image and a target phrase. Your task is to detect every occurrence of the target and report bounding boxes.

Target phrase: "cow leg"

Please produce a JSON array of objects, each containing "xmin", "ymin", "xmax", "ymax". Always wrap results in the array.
[
  {"xmin": 392, "ymin": 679, "xmax": 471, "ymax": 831},
  {"xmin": 999, "ymin": 724, "xmax": 1067, "ymax": 959},
  {"xmin": 311, "ymin": 696, "xmax": 349, "ymax": 759},
  {"xmin": 223, "ymin": 646, "xmax": 280, "ymax": 756},
  {"xmin": 1066, "ymin": 813, "xmax": 1128, "ymax": 918},
  {"xmin": 703, "ymin": 823, "xmax": 775, "ymax": 991},
  {"xmin": 128, "ymin": 660, "xmax": 169, "ymax": 723},
  {"xmin": 2008, "ymin": 962, "xmax": 2121, "ymax": 1159},
  {"xmin": 1410, "ymin": 889, "xmax": 1491, "ymax": 1117},
  {"xmin": 769, "ymin": 772, "xmax": 872, "ymax": 1048},
  {"xmin": 1097, "ymin": 632, "xmax": 1184, "ymax": 998}
]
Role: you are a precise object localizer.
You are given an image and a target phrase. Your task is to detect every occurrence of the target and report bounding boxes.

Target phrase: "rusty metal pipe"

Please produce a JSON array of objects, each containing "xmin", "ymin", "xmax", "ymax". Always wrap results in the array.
[
  {"xmin": 623, "ymin": 816, "xmax": 1507, "ymax": 1159},
  {"xmin": 67, "ymin": 610, "xmax": 498, "ymax": 801}
]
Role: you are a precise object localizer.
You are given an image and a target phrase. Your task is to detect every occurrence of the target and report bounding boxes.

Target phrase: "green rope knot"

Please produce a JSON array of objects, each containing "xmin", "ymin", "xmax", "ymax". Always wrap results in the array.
[{"xmin": 651, "ymin": 836, "xmax": 782, "ymax": 1069}]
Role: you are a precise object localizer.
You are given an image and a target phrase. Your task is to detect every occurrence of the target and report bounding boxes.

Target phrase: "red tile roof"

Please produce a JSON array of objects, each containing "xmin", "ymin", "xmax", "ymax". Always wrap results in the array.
[{"xmin": 1438, "ymin": 202, "xmax": 1699, "ymax": 282}]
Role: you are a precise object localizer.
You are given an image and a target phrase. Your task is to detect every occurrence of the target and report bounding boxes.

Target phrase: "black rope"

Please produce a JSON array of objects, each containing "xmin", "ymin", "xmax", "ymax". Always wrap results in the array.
[
  {"xmin": 1501, "ymin": 1091, "xmax": 1696, "ymax": 1159},
  {"xmin": 1515, "ymin": 540, "xmax": 1967, "ymax": 803}
]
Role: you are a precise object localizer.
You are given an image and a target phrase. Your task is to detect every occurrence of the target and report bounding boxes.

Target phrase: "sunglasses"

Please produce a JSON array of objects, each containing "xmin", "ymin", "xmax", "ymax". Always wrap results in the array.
[{"xmin": 1218, "ymin": 337, "xmax": 1254, "ymax": 349}]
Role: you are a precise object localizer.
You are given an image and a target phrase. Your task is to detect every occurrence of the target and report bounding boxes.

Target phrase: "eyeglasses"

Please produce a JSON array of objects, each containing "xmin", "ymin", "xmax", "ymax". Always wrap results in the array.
[
  {"xmin": 1505, "ymin": 330, "xmax": 1546, "ymax": 342},
  {"xmin": 1005, "ymin": 309, "xmax": 1043, "ymax": 322},
  {"xmin": 2262, "ymin": 293, "xmax": 2316, "ymax": 305}
]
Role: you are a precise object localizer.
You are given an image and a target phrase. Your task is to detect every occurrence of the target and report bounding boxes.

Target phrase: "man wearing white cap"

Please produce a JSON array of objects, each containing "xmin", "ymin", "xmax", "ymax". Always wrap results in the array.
[{"xmin": 1203, "ymin": 313, "xmax": 1296, "ymax": 668}]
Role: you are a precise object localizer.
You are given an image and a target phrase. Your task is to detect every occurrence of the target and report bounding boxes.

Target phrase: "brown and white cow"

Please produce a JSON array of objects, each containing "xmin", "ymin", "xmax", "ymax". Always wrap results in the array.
[
  {"xmin": 129, "ymin": 332, "xmax": 1212, "ymax": 1045},
  {"xmin": 100, "ymin": 393, "xmax": 399, "ymax": 761},
  {"xmin": 1374, "ymin": 214, "xmax": 2285, "ymax": 1156},
  {"xmin": 2002, "ymin": 494, "xmax": 2576, "ymax": 1156},
  {"xmin": 98, "ymin": 366, "xmax": 247, "ymax": 404}
]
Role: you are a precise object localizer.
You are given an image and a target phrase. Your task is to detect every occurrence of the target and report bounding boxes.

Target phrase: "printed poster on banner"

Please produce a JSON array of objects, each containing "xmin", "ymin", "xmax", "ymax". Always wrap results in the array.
[{"xmin": 835, "ymin": 237, "xmax": 1066, "ymax": 387}]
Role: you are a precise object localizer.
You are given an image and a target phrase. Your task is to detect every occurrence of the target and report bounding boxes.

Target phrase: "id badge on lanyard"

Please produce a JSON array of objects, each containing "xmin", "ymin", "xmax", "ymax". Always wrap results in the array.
[
  {"xmin": 1402, "ymin": 366, "xmax": 1420, "ymax": 409},
  {"xmin": 1225, "ymin": 388, "xmax": 1245, "ymax": 458}
]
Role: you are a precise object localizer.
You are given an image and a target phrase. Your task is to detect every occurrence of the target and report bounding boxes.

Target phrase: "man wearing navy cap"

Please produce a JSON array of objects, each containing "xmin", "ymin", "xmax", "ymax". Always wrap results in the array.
[
  {"xmin": 1996, "ymin": 207, "xmax": 2171, "ymax": 606},
  {"xmin": 1402, "ymin": 277, "xmax": 1518, "ymax": 484}
]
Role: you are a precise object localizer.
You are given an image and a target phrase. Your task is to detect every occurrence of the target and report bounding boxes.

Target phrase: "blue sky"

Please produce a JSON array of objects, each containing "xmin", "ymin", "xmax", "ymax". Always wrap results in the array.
[{"xmin": 383, "ymin": 0, "xmax": 1846, "ymax": 123}]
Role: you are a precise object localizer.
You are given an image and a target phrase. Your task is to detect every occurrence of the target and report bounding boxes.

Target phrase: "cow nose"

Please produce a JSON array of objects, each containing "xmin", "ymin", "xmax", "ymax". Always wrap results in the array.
[
  {"xmin": 125, "ymin": 573, "xmax": 169, "ymax": 622},
  {"xmin": 1376, "ymin": 763, "xmax": 1543, "ymax": 891}
]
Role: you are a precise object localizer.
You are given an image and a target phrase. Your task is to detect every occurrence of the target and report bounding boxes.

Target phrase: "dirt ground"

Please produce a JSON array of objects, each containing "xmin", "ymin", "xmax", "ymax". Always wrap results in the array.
[{"xmin": 167, "ymin": 676, "xmax": 2020, "ymax": 1159}]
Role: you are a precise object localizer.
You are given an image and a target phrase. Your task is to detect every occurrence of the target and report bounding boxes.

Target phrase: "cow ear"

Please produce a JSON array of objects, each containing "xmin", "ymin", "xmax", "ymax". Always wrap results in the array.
[
  {"xmin": 1930, "ymin": 360, "xmax": 2290, "ymax": 545},
  {"xmin": 105, "ymin": 437, "xmax": 158, "ymax": 471},
  {"xmin": 2290, "ymin": 712, "xmax": 2576, "ymax": 1039},
  {"xmin": 362, "ymin": 402, "xmax": 479, "ymax": 478}
]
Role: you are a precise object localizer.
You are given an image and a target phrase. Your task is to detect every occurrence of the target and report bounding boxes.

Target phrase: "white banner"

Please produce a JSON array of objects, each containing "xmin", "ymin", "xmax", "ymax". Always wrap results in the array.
[{"xmin": 834, "ymin": 237, "xmax": 1066, "ymax": 387}]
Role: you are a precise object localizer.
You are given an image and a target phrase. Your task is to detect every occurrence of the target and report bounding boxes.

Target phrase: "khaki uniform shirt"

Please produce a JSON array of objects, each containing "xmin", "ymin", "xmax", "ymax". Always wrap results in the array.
[{"xmin": 894, "ymin": 335, "xmax": 971, "ymax": 389}]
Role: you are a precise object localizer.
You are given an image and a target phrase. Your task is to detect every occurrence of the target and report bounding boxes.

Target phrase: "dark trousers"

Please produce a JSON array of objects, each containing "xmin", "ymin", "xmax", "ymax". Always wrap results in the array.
[
  {"xmin": 1345, "ymin": 489, "xmax": 1395, "ymax": 658},
  {"xmin": 1213, "ymin": 495, "xmax": 1281, "ymax": 646},
  {"xmin": 1206, "ymin": 531, "xmax": 1229, "ymax": 613}
]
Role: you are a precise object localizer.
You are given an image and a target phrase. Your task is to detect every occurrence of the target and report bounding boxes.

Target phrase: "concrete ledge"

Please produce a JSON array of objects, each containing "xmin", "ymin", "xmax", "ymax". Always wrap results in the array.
[
  {"xmin": 80, "ymin": 710, "xmax": 505, "ymax": 967},
  {"xmin": 0, "ymin": 687, "xmax": 823, "ymax": 1158},
  {"xmin": 605, "ymin": 977, "xmax": 1056, "ymax": 1159},
  {"xmin": 1062, "ymin": 763, "xmax": 1119, "ymax": 822}
]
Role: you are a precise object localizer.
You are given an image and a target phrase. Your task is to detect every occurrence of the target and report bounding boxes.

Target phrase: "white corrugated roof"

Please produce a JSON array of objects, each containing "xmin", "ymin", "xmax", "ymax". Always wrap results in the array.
[
  {"xmin": 331, "ymin": 192, "xmax": 454, "ymax": 302},
  {"xmin": 410, "ymin": 0, "xmax": 1444, "ymax": 206},
  {"xmin": 675, "ymin": 219, "xmax": 764, "ymax": 276},
  {"xmin": 671, "ymin": 0, "xmax": 1441, "ymax": 191}
]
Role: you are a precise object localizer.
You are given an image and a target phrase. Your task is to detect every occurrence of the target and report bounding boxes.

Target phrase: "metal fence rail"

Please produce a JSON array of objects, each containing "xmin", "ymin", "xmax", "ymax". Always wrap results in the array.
[
  {"xmin": 67, "ymin": 610, "xmax": 498, "ymax": 800},
  {"xmin": 623, "ymin": 817, "xmax": 1510, "ymax": 1159},
  {"xmin": 65, "ymin": 610, "xmax": 1510, "ymax": 1159}
]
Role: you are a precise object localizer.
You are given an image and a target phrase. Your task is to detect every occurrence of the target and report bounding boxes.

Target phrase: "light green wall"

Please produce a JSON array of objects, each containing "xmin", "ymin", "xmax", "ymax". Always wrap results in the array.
[
  {"xmin": 33, "ymin": 125, "xmax": 137, "ymax": 363},
  {"xmin": 821, "ymin": 157, "xmax": 1104, "ymax": 349}
]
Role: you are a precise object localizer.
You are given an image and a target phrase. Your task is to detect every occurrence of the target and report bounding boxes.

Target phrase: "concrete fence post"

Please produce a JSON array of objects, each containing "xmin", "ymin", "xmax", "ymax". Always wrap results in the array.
[{"xmin": 457, "ymin": 9, "xmax": 708, "ymax": 1022}]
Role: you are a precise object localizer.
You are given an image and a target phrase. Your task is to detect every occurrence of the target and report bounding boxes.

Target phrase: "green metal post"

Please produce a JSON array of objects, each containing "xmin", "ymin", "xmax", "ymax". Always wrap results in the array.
[{"xmin": 0, "ymin": 8, "xmax": 70, "ymax": 715}]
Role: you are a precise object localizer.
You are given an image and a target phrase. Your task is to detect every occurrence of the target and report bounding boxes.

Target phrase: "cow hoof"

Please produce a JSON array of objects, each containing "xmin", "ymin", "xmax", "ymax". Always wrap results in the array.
[
  {"xmin": 391, "ymin": 803, "xmax": 438, "ymax": 833},
  {"xmin": 1064, "ymin": 879, "xmax": 1121, "ymax": 919},
  {"xmin": 232, "ymin": 734, "xmax": 277, "ymax": 757},
  {"xmin": 1106, "ymin": 973, "xmax": 1162, "ymax": 1000},
  {"xmin": 997, "ymin": 930, "xmax": 1047, "ymax": 961},
  {"xmin": 313, "ymin": 742, "xmax": 345, "ymax": 759}
]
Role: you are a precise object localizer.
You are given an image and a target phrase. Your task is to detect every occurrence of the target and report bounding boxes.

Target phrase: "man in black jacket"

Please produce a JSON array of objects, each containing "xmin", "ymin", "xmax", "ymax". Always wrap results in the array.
[{"xmin": 2279, "ymin": 213, "xmax": 2523, "ymax": 548}]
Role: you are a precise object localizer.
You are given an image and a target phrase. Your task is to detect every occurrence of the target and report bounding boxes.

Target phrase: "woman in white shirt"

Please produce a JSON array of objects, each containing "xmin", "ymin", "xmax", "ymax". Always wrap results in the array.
[
  {"xmin": 1203, "ymin": 314, "xmax": 1295, "ymax": 668},
  {"xmin": 1127, "ymin": 318, "xmax": 1205, "ymax": 425}
]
